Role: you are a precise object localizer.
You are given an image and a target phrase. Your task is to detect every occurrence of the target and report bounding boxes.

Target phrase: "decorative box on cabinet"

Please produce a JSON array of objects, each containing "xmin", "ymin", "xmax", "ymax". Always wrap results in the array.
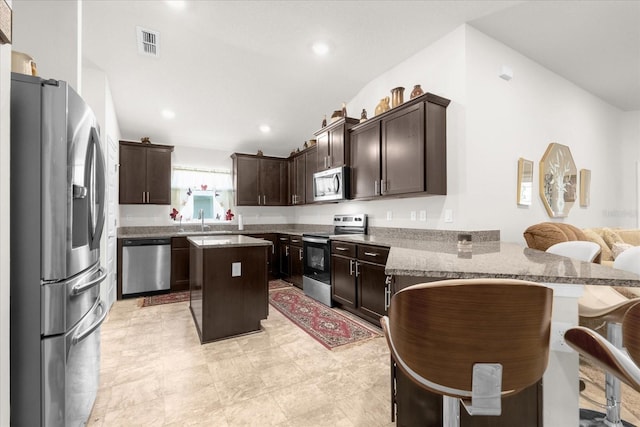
[
  {"xmin": 314, "ymin": 117, "xmax": 359, "ymax": 171},
  {"xmin": 231, "ymin": 153, "xmax": 288, "ymax": 206},
  {"xmin": 119, "ymin": 140, "xmax": 174, "ymax": 204},
  {"xmin": 349, "ymin": 92, "xmax": 449, "ymax": 200}
]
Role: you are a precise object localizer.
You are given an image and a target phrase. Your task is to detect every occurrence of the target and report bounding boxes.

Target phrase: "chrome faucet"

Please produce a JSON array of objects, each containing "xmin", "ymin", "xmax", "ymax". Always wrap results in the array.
[{"xmin": 199, "ymin": 209, "xmax": 205, "ymax": 231}]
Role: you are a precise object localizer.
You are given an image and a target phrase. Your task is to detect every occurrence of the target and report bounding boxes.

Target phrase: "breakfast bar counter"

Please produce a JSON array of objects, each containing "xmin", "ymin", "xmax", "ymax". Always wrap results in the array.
[
  {"xmin": 188, "ymin": 235, "xmax": 272, "ymax": 343},
  {"xmin": 332, "ymin": 235, "xmax": 640, "ymax": 426}
]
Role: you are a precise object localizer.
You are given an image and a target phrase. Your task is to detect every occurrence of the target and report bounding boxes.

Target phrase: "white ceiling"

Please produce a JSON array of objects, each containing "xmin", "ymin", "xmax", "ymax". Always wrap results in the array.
[{"xmin": 82, "ymin": 1, "xmax": 640, "ymax": 157}]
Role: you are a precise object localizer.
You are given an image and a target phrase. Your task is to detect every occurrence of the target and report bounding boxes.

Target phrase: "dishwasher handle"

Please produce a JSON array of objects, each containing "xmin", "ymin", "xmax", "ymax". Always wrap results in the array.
[{"xmin": 122, "ymin": 238, "xmax": 171, "ymax": 246}]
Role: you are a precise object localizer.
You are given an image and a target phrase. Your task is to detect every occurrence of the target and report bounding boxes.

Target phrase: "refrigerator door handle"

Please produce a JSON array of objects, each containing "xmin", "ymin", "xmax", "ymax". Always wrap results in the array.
[
  {"xmin": 71, "ymin": 267, "xmax": 107, "ymax": 295},
  {"xmin": 88, "ymin": 126, "xmax": 106, "ymax": 250},
  {"xmin": 72, "ymin": 299, "xmax": 107, "ymax": 345}
]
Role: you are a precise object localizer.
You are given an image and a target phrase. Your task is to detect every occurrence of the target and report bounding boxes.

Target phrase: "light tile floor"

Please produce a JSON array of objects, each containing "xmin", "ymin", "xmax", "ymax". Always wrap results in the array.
[
  {"xmin": 88, "ymin": 297, "xmax": 640, "ymax": 426},
  {"xmin": 88, "ymin": 297, "xmax": 394, "ymax": 427}
]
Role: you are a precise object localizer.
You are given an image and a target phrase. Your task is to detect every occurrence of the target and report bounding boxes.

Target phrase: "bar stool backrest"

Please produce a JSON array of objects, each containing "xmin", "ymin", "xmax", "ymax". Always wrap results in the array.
[
  {"xmin": 624, "ymin": 302, "xmax": 640, "ymax": 366},
  {"xmin": 383, "ymin": 278, "xmax": 553, "ymax": 398}
]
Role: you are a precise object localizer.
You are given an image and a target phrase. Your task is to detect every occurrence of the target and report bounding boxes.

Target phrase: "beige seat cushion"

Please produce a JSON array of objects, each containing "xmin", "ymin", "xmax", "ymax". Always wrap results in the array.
[
  {"xmin": 617, "ymin": 230, "xmax": 640, "ymax": 246},
  {"xmin": 583, "ymin": 228, "xmax": 614, "ymax": 262}
]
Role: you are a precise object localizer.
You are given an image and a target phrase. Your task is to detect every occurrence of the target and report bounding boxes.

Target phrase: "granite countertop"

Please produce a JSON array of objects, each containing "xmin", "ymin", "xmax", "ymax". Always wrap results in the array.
[
  {"xmin": 118, "ymin": 227, "xmax": 311, "ymax": 239},
  {"xmin": 374, "ymin": 240, "xmax": 640, "ymax": 287},
  {"xmin": 187, "ymin": 235, "xmax": 273, "ymax": 249}
]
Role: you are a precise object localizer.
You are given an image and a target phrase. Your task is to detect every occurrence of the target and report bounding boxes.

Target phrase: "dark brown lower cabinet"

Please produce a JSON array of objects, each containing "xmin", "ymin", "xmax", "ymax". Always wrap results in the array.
[
  {"xmin": 289, "ymin": 240, "xmax": 304, "ymax": 289},
  {"xmin": 330, "ymin": 241, "xmax": 390, "ymax": 324},
  {"xmin": 393, "ymin": 364, "xmax": 542, "ymax": 426},
  {"xmin": 189, "ymin": 243, "xmax": 268, "ymax": 343},
  {"xmin": 171, "ymin": 237, "xmax": 190, "ymax": 292},
  {"xmin": 246, "ymin": 233, "xmax": 279, "ymax": 281}
]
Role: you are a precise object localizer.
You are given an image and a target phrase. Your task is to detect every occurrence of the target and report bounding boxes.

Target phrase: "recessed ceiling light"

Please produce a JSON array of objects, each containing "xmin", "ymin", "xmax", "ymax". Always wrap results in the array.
[
  {"xmin": 259, "ymin": 124, "xmax": 271, "ymax": 133},
  {"xmin": 162, "ymin": 109, "xmax": 175, "ymax": 119},
  {"xmin": 166, "ymin": 1, "xmax": 186, "ymax": 9},
  {"xmin": 312, "ymin": 42, "xmax": 330, "ymax": 56}
]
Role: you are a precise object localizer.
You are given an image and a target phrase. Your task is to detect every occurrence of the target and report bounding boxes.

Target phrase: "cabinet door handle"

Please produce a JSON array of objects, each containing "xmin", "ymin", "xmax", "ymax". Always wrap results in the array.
[
  {"xmin": 258, "ymin": 195, "xmax": 261, "ymax": 205},
  {"xmin": 349, "ymin": 259, "xmax": 354, "ymax": 276},
  {"xmin": 335, "ymin": 247, "xmax": 349, "ymax": 252},
  {"xmin": 299, "ymin": 248, "xmax": 303, "ymax": 260},
  {"xmin": 263, "ymin": 195, "xmax": 266, "ymax": 205},
  {"xmin": 363, "ymin": 252, "xmax": 379, "ymax": 257},
  {"xmin": 374, "ymin": 180, "xmax": 379, "ymax": 196},
  {"xmin": 355, "ymin": 261, "xmax": 360, "ymax": 277},
  {"xmin": 147, "ymin": 191, "xmax": 150, "ymax": 203},
  {"xmin": 285, "ymin": 245, "xmax": 289, "ymax": 256}
]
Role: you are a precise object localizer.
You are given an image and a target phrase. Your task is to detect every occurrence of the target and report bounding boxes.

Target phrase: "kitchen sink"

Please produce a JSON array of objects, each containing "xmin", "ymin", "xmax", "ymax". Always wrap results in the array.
[{"xmin": 176, "ymin": 230, "xmax": 234, "ymax": 236}]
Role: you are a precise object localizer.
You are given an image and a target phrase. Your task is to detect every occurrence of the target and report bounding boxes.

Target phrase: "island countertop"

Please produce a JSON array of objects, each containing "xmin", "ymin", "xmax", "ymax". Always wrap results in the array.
[
  {"xmin": 329, "ymin": 236, "xmax": 640, "ymax": 287},
  {"xmin": 187, "ymin": 234, "xmax": 273, "ymax": 249}
]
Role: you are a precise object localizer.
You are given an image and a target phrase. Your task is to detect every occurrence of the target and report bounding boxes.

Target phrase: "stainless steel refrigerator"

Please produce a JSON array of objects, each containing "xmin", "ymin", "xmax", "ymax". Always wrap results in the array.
[{"xmin": 10, "ymin": 73, "xmax": 108, "ymax": 426}]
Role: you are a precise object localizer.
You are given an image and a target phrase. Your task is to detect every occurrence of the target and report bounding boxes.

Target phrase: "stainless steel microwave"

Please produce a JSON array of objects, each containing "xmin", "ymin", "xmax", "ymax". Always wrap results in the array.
[{"xmin": 313, "ymin": 166, "xmax": 350, "ymax": 202}]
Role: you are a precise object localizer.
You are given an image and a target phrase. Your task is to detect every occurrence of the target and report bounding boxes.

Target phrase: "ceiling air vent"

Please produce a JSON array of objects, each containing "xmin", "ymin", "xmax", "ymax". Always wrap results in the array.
[{"xmin": 136, "ymin": 26, "xmax": 160, "ymax": 57}]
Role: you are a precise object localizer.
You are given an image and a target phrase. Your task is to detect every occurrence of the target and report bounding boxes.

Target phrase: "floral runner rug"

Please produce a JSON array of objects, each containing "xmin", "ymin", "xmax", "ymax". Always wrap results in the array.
[
  {"xmin": 139, "ymin": 291, "xmax": 189, "ymax": 307},
  {"xmin": 268, "ymin": 285, "xmax": 381, "ymax": 350}
]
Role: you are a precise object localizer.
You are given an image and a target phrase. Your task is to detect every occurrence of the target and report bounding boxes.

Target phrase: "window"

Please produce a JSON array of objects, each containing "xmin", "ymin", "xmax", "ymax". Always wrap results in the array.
[{"xmin": 170, "ymin": 167, "xmax": 234, "ymax": 222}]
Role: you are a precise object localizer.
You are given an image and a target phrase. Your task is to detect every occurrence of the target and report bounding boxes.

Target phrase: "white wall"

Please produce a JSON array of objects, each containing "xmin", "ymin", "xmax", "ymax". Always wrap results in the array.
[
  {"xmin": 116, "ymin": 24, "xmax": 637, "ymax": 245},
  {"xmin": 619, "ymin": 111, "xmax": 640, "ymax": 227},
  {"xmin": 12, "ymin": 0, "xmax": 82, "ymax": 91},
  {"xmin": 462, "ymin": 26, "xmax": 630, "ymax": 242},
  {"xmin": 0, "ymin": 2, "xmax": 12, "ymax": 422}
]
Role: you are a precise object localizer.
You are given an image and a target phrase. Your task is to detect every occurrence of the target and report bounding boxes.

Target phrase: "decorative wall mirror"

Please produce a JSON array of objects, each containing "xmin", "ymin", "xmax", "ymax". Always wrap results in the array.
[
  {"xmin": 580, "ymin": 169, "xmax": 591, "ymax": 207},
  {"xmin": 540, "ymin": 143, "xmax": 577, "ymax": 217},
  {"xmin": 517, "ymin": 158, "xmax": 534, "ymax": 206}
]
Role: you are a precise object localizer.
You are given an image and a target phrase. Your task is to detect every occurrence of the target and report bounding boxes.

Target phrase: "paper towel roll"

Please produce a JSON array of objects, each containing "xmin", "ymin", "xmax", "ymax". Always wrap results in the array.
[{"xmin": 238, "ymin": 214, "xmax": 244, "ymax": 230}]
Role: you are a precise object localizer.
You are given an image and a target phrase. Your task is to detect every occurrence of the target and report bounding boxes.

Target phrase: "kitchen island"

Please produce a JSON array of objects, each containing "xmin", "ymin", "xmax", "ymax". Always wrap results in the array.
[{"xmin": 188, "ymin": 235, "xmax": 272, "ymax": 343}]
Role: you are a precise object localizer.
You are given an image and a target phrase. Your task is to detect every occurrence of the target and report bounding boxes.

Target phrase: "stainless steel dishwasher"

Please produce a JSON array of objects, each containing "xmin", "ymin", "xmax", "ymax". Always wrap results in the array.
[{"xmin": 122, "ymin": 238, "xmax": 171, "ymax": 296}]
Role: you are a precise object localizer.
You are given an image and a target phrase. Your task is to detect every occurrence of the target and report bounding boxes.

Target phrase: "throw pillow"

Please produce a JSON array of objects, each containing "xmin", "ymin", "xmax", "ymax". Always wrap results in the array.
[
  {"xmin": 523, "ymin": 222, "xmax": 569, "ymax": 251},
  {"xmin": 601, "ymin": 228, "xmax": 625, "ymax": 250},
  {"xmin": 582, "ymin": 229, "xmax": 614, "ymax": 261},
  {"xmin": 611, "ymin": 242, "xmax": 634, "ymax": 259}
]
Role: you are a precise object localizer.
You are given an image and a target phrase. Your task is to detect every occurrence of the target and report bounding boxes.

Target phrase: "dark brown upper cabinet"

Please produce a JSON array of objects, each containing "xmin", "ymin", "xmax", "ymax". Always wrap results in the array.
[
  {"xmin": 231, "ymin": 153, "xmax": 288, "ymax": 206},
  {"xmin": 314, "ymin": 117, "xmax": 359, "ymax": 171},
  {"xmin": 119, "ymin": 140, "xmax": 174, "ymax": 204},
  {"xmin": 349, "ymin": 92, "xmax": 449, "ymax": 200}
]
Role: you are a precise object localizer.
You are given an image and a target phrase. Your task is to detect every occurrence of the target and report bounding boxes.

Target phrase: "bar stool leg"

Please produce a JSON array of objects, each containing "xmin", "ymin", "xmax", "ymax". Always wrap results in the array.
[{"xmin": 605, "ymin": 323, "xmax": 623, "ymax": 427}]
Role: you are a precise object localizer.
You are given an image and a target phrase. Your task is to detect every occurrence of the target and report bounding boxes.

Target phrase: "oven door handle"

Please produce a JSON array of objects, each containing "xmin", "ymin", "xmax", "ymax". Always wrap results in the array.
[
  {"xmin": 302, "ymin": 236, "xmax": 330, "ymax": 245},
  {"xmin": 72, "ymin": 299, "xmax": 107, "ymax": 345}
]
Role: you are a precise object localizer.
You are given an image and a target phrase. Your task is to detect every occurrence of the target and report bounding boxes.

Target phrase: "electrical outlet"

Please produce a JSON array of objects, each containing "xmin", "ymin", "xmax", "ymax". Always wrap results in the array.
[
  {"xmin": 444, "ymin": 209, "xmax": 454, "ymax": 223},
  {"xmin": 386, "ymin": 211, "xmax": 393, "ymax": 221},
  {"xmin": 550, "ymin": 321, "xmax": 573, "ymax": 353},
  {"xmin": 419, "ymin": 210, "xmax": 427, "ymax": 221},
  {"xmin": 410, "ymin": 211, "xmax": 416, "ymax": 221}
]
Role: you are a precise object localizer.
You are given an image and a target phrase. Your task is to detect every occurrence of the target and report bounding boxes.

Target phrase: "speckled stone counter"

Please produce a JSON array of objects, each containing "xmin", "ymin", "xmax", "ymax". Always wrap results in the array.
[
  {"xmin": 330, "ymin": 236, "xmax": 640, "ymax": 287},
  {"xmin": 117, "ymin": 224, "xmax": 332, "ymax": 239},
  {"xmin": 187, "ymin": 235, "xmax": 272, "ymax": 249}
]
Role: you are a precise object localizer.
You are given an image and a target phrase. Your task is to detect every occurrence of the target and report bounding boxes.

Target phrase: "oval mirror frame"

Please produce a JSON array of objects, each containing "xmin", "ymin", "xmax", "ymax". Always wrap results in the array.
[{"xmin": 539, "ymin": 143, "xmax": 577, "ymax": 218}]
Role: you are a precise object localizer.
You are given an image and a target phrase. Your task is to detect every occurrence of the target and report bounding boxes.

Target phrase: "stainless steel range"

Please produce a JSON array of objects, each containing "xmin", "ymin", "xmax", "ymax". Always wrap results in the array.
[{"xmin": 302, "ymin": 214, "xmax": 368, "ymax": 306}]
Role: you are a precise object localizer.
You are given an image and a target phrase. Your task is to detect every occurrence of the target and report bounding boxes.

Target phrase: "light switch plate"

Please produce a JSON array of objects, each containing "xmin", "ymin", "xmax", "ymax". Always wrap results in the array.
[
  {"xmin": 232, "ymin": 262, "xmax": 241, "ymax": 277},
  {"xmin": 386, "ymin": 211, "xmax": 393, "ymax": 221},
  {"xmin": 419, "ymin": 210, "xmax": 427, "ymax": 221},
  {"xmin": 410, "ymin": 211, "xmax": 416, "ymax": 221}
]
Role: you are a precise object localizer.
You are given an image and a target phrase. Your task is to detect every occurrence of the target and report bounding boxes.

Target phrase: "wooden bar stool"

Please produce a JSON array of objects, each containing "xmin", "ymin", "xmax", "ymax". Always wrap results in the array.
[
  {"xmin": 380, "ymin": 278, "xmax": 553, "ymax": 426},
  {"xmin": 546, "ymin": 241, "xmax": 640, "ymax": 425},
  {"xmin": 565, "ymin": 302, "xmax": 640, "ymax": 426}
]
